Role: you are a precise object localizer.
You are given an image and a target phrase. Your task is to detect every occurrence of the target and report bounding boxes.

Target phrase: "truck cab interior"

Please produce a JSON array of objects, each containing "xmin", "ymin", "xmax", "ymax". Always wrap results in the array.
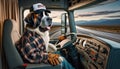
[{"xmin": 0, "ymin": 0, "xmax": 120, "ymax": 69}]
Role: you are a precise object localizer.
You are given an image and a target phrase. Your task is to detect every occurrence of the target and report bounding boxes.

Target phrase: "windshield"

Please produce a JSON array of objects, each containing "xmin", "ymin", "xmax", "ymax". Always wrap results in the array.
[{"xmin": 74, "ymin": 0, "xmax": 120, "ymax": 34}]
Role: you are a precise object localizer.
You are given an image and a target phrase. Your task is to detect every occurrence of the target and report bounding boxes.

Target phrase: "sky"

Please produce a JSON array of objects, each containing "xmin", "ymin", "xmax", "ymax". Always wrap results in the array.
[
  {"xmin": 74, "ymin": 0, "xmax": 120, "ymax": 21},
  {"xmin": 24, "ymin": 0, "xmax": 120, "ymax": 22}
]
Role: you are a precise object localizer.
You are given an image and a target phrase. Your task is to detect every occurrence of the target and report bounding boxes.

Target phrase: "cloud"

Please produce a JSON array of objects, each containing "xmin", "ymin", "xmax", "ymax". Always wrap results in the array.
[
  {"xmin": 106, "ymin": 15, "xmax": 120, "ymax": 18},
  {"xmin": 51, "ymin": 16, "xmax": 58, "ymax": 18},
  {"xmin": 96, "ymin": 10, "xmax": 120, "ymax": 15},
  {"xmin": 75, "ymin": 10, "xmax": 120, "ymax": 18}
]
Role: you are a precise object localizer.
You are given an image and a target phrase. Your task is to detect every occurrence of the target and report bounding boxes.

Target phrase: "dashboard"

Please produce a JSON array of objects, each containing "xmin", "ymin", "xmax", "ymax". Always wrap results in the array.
[
  {"xmin": 75, "ymin": 35, "xmax": 110, "ymax": 69},
  {"xmin": 56, "ymin": 34, "xmax": 120, "ymax": 69}
]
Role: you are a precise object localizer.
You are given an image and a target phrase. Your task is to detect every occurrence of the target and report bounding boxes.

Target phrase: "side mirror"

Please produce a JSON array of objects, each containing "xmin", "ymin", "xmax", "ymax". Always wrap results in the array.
[{"xmin": 61, "ymin": 13, "xmax": 67, "ymax": 35}]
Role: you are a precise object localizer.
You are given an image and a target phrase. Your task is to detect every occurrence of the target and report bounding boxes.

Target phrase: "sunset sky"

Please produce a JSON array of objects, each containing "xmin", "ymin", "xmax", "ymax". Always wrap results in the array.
[{"xmin": 24, "ymin": 0, "xmax": 120, "ymax": 23}]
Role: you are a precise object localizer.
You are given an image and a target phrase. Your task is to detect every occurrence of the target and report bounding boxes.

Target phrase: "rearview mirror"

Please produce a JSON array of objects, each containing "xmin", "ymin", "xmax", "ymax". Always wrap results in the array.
[{"xmin": 61, "ymin": 13, "xmax": 67, "ymax": 35}]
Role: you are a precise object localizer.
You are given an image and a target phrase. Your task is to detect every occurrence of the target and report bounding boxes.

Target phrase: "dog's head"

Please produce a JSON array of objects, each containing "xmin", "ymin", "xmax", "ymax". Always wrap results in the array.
[
  {"xmin": 25, "ymin": 3, "xmax": 52, "ymax": 32},
  {"xmin": 39, "ymin": 11, "xmax": 52, "ymax": 32}
]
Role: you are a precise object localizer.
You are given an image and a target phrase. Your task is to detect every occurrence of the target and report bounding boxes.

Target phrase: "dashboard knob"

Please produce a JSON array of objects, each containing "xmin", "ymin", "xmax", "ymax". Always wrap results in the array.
[{"xmin": 101, "ymin": 47, "xmax": 108, "ymax": 54}]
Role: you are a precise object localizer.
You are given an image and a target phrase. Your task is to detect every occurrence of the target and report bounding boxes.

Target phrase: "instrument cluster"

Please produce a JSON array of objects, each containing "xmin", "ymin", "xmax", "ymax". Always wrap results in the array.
[{"xmin": 75, "ymin": 35, "xmax": 110, "ymax": 69}]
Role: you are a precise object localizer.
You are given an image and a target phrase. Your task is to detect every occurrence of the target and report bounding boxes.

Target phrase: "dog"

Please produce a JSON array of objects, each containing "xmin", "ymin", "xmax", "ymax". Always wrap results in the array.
[
  {"xmin": 15, "ymin": 3, "xmax": 76, "ymax": 68},
  {"xmin": 24, "ymin": 3, "xmax": 57, "ymax": 52}
]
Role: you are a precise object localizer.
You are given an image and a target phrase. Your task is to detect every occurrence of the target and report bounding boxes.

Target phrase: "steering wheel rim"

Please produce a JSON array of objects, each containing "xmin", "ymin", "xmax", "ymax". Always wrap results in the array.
[{"xmin": 58, "ymin": 33, "xmax": 77, "ymax": 49}]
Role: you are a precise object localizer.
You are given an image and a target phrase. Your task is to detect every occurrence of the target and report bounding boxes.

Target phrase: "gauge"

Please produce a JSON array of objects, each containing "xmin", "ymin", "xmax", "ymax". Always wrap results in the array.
[{"xmin": 83, "ymin": 40, "xmax": 87, "ymax": 47}]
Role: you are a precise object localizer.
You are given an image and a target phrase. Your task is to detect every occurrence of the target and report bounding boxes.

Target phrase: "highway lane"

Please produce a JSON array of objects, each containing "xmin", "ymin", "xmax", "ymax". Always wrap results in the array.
[
  {"xmin": 76, "ymin": 26, "xmax": 120, "ymax": 43},
  {"xmin": 50, "ymin": 26, "xmax": 120, "ymax": 43}
]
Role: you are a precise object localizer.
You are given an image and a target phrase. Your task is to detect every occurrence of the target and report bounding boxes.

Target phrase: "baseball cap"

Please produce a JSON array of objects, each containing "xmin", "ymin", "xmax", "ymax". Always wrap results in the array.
[{"xmin": 30, "ymin": 3, "xmax": 51, "ymax": 14}]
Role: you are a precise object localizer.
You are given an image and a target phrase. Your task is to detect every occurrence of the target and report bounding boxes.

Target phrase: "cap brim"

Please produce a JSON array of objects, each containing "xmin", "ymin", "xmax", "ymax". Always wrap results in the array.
[{"xmin": 34, "ymin": 9, "xmax": 51, "ymax": 14}]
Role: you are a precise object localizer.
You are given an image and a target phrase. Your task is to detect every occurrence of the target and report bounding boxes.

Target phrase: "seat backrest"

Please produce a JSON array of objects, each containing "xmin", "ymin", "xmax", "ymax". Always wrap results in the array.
[{"xmin": 2, "ymin": 19, "xmax": 24, "ymax": 69}]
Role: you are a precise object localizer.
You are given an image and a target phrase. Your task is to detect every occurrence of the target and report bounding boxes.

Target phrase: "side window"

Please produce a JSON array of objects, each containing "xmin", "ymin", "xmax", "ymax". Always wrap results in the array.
[
  {"xmin": 74, "ymin": 1, "xmax": 120, "ymax": 34},
  {"xmin": 49, "ymin": 11, "xmax": 67, "ymax": 39},
  {"xmin": 24, "ymin": 9, "xmax": 30, "ymax": 18},
  {"xmin": 23, "ymin": 9, "xmax": 30, "ymax": 28}
]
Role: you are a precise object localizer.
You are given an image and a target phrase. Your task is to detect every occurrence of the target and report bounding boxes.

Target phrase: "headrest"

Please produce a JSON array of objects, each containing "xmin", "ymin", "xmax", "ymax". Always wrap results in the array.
[{"xmin": 10, "ymin": 19, "xmax": 21, "ymax": 44}]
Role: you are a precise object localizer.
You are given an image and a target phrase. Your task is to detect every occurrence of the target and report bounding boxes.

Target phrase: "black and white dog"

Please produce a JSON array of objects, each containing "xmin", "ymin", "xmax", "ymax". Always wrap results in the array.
[{"xmin": 25, "ymin": 3, "xmax": 57, "ymax": 52}]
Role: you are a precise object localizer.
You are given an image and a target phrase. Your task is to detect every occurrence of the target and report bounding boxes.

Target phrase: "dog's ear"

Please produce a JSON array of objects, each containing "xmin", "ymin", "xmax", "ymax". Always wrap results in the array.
[
  {"xmin": 25, "ymin": 12, "xmax": 34, "ymax": 24},
  {"xmin": 25, "ymin": 12, "xmax": 43, "ymax": 28},
  {"xmin": 33, "ymin": 14, "xmax": 39, "ymax": 23},
  {"xmin": 25, "ymin": 13, "xmax": 38, "ymax": 25}
]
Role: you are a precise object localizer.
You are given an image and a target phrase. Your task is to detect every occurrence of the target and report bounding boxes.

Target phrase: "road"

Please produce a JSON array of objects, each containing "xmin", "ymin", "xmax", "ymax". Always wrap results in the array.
[
  {"xmin": 50, "ymin": 26, "xmax": 120, "ymax": 43},
  {"xmin": 76, "ymin": 26, "xmax": 120, "ymax": 43}
]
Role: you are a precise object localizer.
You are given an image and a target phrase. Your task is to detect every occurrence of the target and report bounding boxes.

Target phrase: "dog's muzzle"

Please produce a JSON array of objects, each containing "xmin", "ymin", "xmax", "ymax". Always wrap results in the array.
[{"xmin": 40, "ymin": 15, "xmax": 52, "ymax": 30}]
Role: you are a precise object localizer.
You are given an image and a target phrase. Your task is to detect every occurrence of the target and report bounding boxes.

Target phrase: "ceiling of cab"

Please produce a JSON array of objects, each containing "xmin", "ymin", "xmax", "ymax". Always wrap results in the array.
[
  {"xmin": 68, "ymin": 0, "xmax": 96, "ymax": 10},
  {"xmin": 19, "ymin": 0, "xmax": 115, "ymax": 10},
  {"xmin": 19, "ymin": 0, "xmax": 68, "ymax": 9},
  {"xmin": 67, "ymin": 0, "xmax": 117, "ymax": 10}
]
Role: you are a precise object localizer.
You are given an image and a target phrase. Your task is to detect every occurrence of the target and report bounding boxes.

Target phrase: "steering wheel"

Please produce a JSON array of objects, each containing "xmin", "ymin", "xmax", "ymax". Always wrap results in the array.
[
  {"xmin": 56, "ymin": 33, "xmax": 80, "ymax": 68},
  {"xmin": 56, "ymin": 33, "xmax": 77, "ymax": 49}
]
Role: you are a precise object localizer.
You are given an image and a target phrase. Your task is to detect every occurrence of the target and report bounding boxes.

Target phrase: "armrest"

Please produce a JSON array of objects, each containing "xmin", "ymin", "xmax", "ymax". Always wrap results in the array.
[{"xmin": 26, "ymin": 64, "xmax": 62, "ymax": 69}]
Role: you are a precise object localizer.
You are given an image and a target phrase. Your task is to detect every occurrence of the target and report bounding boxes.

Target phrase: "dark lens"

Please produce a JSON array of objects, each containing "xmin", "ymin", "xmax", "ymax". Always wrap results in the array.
[
  {"xmin": 45, "ymin": 10, "xmax": 51, "ymax": 13},
  {"xmin": 38, "ymin": 12, "xmax": 43, "ymax": 17},
  {"xmin": 45, "ymin": 12, "xmax": 49, "ymax": 16},
  {"xmin": 47, "ymin": 17, "xmax": 52, "ymax": 21}
]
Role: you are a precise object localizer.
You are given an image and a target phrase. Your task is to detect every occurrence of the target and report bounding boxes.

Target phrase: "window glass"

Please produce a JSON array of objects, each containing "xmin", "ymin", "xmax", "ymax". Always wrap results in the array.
[
  {"xmin": 23, "ymin": 9, "xmax": 30, "ymax": 28},
  {"xmin": 49, "ymin": 10, "xmax": 67, "ymax": 39},
  {"xmin": 74, "ymin": 0, "xmax": 120, "ymax": 33},
  {"xmin": 24, "ymin": 9, "xmax": 30, "ymax": 18}
]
